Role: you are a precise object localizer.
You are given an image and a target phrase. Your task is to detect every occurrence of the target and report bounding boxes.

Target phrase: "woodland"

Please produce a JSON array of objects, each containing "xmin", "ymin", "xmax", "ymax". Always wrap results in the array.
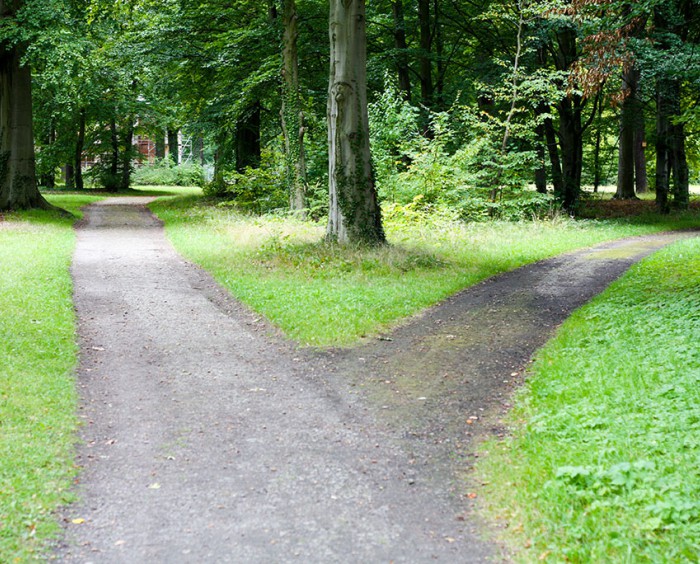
[{"xmin": 1, "ymin": 0, "xmax": 698, "ymax": 237}]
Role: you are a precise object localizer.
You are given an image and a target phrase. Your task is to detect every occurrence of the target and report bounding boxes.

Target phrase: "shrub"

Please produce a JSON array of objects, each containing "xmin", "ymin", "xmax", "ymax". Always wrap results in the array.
[
  {"xmin": 132, "ymin": 158, "xmax": 205, "ymax": 187},
  {"xmin": 202, "ymin": 150, "xmax": 288, "ymax": 214}
]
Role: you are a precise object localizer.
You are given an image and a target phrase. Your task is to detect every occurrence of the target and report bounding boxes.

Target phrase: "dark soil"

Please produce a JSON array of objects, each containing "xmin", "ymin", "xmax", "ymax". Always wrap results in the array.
[
  {"xmin": 54, "ymin": 198, "xmax": 695, "ymax": 562},
  {"xmin": 578, "ymin": 195, "xmax": 700, "ymax": 218}
]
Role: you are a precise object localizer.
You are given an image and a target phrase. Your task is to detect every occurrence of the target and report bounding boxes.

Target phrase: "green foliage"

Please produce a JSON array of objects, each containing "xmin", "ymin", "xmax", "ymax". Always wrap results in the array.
[
  {"xmin": 0, "ymin": 194, "xmax": 101, "ymax": 561},
  {"xmin": 132, "ymin": 159, "xmax": 204, "ymax": 187},
  {"xmin": 477, "ymin": 237, "xmax": 700, "ymax": 562},
  {"xmin": 368, "ymin": 83, "xmax": 552, "ymax": 220},
  {"xmin": 202, "ymin": 149, "xmax": 287, "ymax": 214}
]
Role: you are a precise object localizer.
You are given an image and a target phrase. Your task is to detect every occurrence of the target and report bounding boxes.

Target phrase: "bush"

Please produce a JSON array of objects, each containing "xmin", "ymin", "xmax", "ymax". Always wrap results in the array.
[
  {"xmin": 202, "ymin": 150, "xmax": 288, "ymax": 214},
  {"xmin": 132, "ymin": 158, "xmax": 204, "ymax": 187}
]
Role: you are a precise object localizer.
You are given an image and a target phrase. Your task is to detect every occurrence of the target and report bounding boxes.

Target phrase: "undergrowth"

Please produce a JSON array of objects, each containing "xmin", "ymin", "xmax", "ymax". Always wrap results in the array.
[{"xmin": 476, "ymin": 237, "xmax": 700, "ymax": 562}]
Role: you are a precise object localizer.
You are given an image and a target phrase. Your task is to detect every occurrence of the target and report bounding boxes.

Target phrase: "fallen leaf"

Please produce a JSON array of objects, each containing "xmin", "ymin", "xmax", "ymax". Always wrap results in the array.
[
  {"xmin": 71, "ymin": 518, "xmax": 85, "ymax": 524},
  {"xmin": 467, "ymin": 492, "xmax": 477, "ymax": 499}
]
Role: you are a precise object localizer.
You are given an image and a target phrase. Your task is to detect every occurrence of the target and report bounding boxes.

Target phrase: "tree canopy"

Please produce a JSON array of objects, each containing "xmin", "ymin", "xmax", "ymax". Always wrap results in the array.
[{"xmin": 2, "ymin": 0, "xmax": 699, "ymax": 225}]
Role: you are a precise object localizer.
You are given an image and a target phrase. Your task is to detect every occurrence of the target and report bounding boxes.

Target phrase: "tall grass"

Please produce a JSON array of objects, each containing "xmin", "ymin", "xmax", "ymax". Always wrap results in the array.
[
  {"xmin": 0, "ymin": 195, "xmax": 100, "ymax": 560},
  {"xmin": 476, "ymin": 237, "xmax": 700, "ymax": 562}
]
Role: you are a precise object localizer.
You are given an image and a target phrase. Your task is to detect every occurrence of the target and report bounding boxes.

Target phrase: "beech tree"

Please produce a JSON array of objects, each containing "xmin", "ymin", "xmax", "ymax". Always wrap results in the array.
[
  {"xmin": 281, "ymin": 0, "xmax": 307, "ymax": 213},
  {"xmin": 327, "ymin": 0, "xmax": 385, "ymax": 245},
  {"xmin": 0, "ymin": 0, "xmax": 51, "ymax": 210}
]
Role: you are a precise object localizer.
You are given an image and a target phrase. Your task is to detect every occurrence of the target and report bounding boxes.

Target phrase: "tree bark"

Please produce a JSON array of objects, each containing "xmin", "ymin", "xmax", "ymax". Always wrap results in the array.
[
  {"xmin": 655, "ymin": 81, "xmax": 670, "ymax": 213},
  {"xmin": 155, "ymin": 132, "xmax": 165, "ymax": 160},
  {"xmin": 195, "ymin": 136, "xmax": 204, "ymax": 166},
  {"xmin": 74, "ymin": 108, "xmax": 86, "ymax": 191},
  {"xmin": 235, "ymin": 103, "xmax": 261, "ymax": 172},
  {"xmin": 433, "ymin": 0, "xmax": 445, "ymax": 109},
  {"xmin": 553, "ymin": 25, "xmax": 582, "ymax": 211},
  {"xmin": 327, "ymin": 0, "xmax": 385, "ymax": 245},
  {"xmin": 634, "ymin": 112, "xmax": 648, "ymax": 194},
  {"xmin": 671, "ymin": 98, "xmax": 689, "ymax": 209},
  {"xmin": 106, "ymin": 118, "xmax": 120, "ymax": 192},
  {"xmin": 654, "ymin": 4, "xmax": 689, "ymax": 212},
  {"xmin": 0, "ymin": 38, "xmax": 50, "ymax": 210},
  {"xmin": 120, "ymin": 120, "xmax": 134, "ymax": 190},
  {"xmin": 615, "ymin": 67, "xmax": 637, "ymax": 200},
  {"xmin": 281, "ymin": 0, "xmax": 307, "ymax": 213},
  {"xmin": 593, "ymin": 94, "xmax": 604, "ymax": 193},
  {"xmin": 392, "ymin": 1, "xmax": 411, "ymax": 101},
  {"xmin": 167, "ymin": 128, "xmax": 179, "ymax": 165},
  {"xmin": 418, "ymin": 0, "xmax": 433, "ymax": 107},
  {"xmin": 64, "ymin": 164, "xmax": 74, "ymax": 190},
  {"xmin": 543, "ymin": 111, "xmax": 563, "ymax": 197},
  {"xmin": 534, "ymin": 120, "xmax": 547, "ymax": 194}
]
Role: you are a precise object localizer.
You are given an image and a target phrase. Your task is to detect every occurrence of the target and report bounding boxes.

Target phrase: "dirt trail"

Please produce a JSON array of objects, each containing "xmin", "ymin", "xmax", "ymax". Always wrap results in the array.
[{"xmin": 56, "ymin": 198, "xmax": 694, "ymax": 562}]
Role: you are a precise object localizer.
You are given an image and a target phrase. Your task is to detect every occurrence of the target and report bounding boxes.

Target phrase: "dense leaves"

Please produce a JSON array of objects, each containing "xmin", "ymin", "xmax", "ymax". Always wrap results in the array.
[{"xmin": 8, "ymin": 0, "xmax": 700, "ymax": 214}]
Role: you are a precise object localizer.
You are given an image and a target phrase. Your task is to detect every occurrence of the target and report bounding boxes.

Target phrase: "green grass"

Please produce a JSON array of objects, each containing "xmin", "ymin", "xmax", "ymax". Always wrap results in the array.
[
  {"xmin": 476, "ymin": 237, "xmax": 700, "ymax": 562},
  {"xmin": 150, "ymin": 196, "xmax": 699, "ymax": 346},
  {"xmin": 43, "ymin": 184, "xmax": 202, "ymax": 198},
  {"xmin": 0, "ymin": 194, "xmax": 101, "ymax": 561}
]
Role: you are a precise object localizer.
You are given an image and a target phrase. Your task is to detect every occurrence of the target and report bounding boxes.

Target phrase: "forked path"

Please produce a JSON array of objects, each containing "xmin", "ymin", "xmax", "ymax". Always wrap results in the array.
[{"xmin": 56, "ymin": 198, "xmax": 695, "ymax": 562}]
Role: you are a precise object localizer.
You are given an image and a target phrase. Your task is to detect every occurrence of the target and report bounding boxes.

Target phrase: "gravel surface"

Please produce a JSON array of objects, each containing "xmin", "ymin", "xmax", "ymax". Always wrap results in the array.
[{"xmin": 54, "ymin": 198, "xmax": 695, "ymax": 563}]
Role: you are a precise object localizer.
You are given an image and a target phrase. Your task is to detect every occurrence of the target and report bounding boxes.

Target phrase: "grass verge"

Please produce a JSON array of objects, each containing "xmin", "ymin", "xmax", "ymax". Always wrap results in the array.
[
  {"xmin": 150, "ymin": 196, "xmax": 699, "ymax": 346},
  {"xmin": 0, "ymin": 194, "xmax": 101, "ymax": 561},
  {"xmin": 476, "ymin": 236, "xmax": 700, "ymax": 562}
]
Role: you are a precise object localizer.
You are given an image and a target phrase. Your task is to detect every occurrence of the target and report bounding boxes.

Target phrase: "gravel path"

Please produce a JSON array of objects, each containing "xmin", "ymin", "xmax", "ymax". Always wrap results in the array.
[{"xmin": 55, "ymin": 198, "xmax": 695, "ymax": 563}]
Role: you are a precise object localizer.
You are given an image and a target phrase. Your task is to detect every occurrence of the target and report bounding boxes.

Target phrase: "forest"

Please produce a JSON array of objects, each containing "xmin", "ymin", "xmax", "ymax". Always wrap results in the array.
[{"xmin": 1, "ymin": 0, "xmax": 698, "ymax": 230}]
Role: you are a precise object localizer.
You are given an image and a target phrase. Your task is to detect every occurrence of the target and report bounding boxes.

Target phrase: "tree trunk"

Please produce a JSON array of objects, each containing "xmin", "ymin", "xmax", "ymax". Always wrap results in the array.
[
  {"xmin": 615, "ymin": 65, "xmax": 641, "ymax": 199},
  {"xmin": 671, "ymin": 95, "xmax": 689, "ymax": 209},
  {"xmin": 418, "ymin": 0, "xmax": 433, "ymax": 107},
  {"xmin": 593, "ymin": 95, "xmax": 603, "ymax": 193},
  {"xmin": 327, "ymin": 0, "xmax": 385, "ymax": 245},
  {"xmin": 195, "ymin": 136, "xmax": 204, "ymax": 166},
  {"xmin": 103, "ymin": 118, "xmax": 119, "ymax": 192},
  {"xmin": 167, "ymin": 128, "xmax": 179, "ymax": 165},
  {"xmin": 155, "ymin": 132, "xmax": 165, "ymax": 160},
  {"xmin": 64, "ymin": 164, "xmax": 75, "ymax": 189},
  {"xmin": 655, "ymin": 78, "xmax": 672, "ymax": 213},
  {"xmin": 0, "ymin": 42, "xmax": 50, "ymax": 210},
  {"xmin": 534, "ymin": 120, "xmax": 547, "ymax": 194},
  {"xmin": 433, "ymin": 0, "xmax": 445, "ymax": 110},
  {"xmin": 634, "ymin": 113, "xmax": 648, "ymax": 194},
  {"xmin": 74, "ymin": 108, "xmax": 86, "ymax": 191},
  {"xmin": 39, "ymin": 124, "xmax": 56, "ymax": 189},
  {"xmin": 120, "ymin": 121, "xmax": 134, "ymax": 190},
  {"xmin": 235, "ymin": 103, "xmax": 261, "ymax": 172},
  {"xmin": 281, "ymin": 0, "xmax": 307, "ymax": 213},
  {"xmin": 391, "ymin": 1, "xmax": 411, "ymax": 101},
  {"xmin": 554, "ymin": 25, "xmax": 582, "ymax": 211},
  {"xmin": 557, "ymin": 97, "xmax": 583, "ymax": 210},
  {"xmin": 543, "ymin": 112, "xmax": 563, "ymax": 197},
  {"xmin": 535, "ymin": 45, "xmax": 563, "ymax": 197},
  {"xmin": 654, "ymin": 4, "xmax": 689, "ymax": 212}
]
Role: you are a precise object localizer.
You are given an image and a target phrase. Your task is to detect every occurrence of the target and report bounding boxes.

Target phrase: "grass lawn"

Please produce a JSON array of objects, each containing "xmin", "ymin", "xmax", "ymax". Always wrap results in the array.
[
  {"xmin": 476, "ymin": 236, "xmax": 700, "ymax": 562},
  {"xmin": 0, "ymin": 194, "xmax": 102, "ymax": 561},
  {"xmin": 150, "ymin": 195, "xmax": 700, "ymax": 346}
]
